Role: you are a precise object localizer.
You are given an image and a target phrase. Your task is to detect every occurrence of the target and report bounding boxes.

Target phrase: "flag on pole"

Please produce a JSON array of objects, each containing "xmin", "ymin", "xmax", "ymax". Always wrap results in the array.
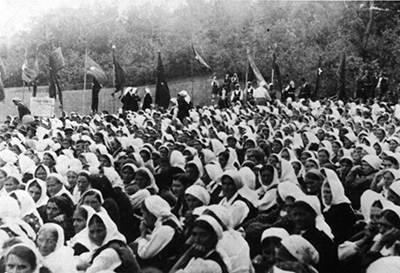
[
  {"xmin": 49, "ymin": 47, "xmax": 65, "ymax": 73},
  {"xmin": 155, "ymin": 51, "xmax": 170, "ymax": 109},
  {"xmin": 85, "ymin": 55, "xmax": 108, "ymax": 86},
  {"xmin": 192, "ymin": 44, "xmax": 212, "ymax": 70},
  {"xmin": 22, "ymin": 57, "xmax": 38, "ymax": 84},
  {"xmin": 337, "ymin": 51, "xmax": 346, "ymax": 101},
  {"xmin": 272, "ymin": 52, "xmax": 283, "ymax": 93},
  {"xmin": 112, "ymin": 46, "xmax": 126, "ymax": 93},
  {"xmin": 314, "ymin": 56, "xmax": 323, "ymax": 99},
  {"xmin": 247, "ymin": 48, "xmax": 267, "ymax": 84}
]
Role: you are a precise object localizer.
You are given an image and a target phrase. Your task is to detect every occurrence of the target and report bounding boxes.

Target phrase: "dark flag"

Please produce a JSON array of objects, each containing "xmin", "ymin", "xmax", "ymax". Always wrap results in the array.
[
  {"xmin": 247, "ymin": 48, "xmax": 267, "ymax": 84},
  {"xmin": 49, "ymin": 47, "xmax": 65, "ymax": 106},
  {"xmin": 85, "ymin": 55, "xmax": 108, "ymax": 86},
  {"xmin": 314, "ymin": 56, "xmax": 323, "ymax": 99},
  {"xmin": 247, "ymin": 62, "xmax": 255, "ymax": 83},
  {"xmin": 192, "ymin": 44, "xmax": 212, "ymax": 70},
  {"xmin": 272, "ymin": 52, "xmax": 283, "ymax": 94},
  {"xmin": 112, "ymin": 45, "xmax": 126, "ymax": 95},
  {"xmin": 155, "ymin": 51, "xmax": 170, "ymax": 109},
  {"xmin": 337, "ymin": 51, "xmax": 346, "ymax": 101}
]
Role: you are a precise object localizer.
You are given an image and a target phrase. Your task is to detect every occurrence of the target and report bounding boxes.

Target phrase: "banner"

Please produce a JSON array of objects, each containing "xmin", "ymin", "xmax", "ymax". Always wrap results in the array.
[
  {"xmin": 192, "ymin": 44, "xmax": 212, "ymax": 70},
  {"xmin": 30, "ymin": 97, "xmax": 55, "ymax": 117}
]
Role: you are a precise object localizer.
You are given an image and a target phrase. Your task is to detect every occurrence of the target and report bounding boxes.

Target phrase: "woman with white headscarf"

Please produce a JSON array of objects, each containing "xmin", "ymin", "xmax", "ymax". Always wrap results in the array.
[
  {"xmin": 345, "ymin": 155, "xmax": 381, "ymax": 210},
  {"xmin": 291, "ymin": 195, "xmax": 338, "ymax": 273},
  {"xmin": 132, "ymin": 195, "xmax": 183, "ymax": 272},
  {"xmin": 5, "ymin": 243, "xmax": 46, "ymax": 273},
  {"xmin": 170, "ymin": 215, "xmax": 229, "ymax": 273},
  {"xmin": 25, "ymin": 178, "xmax": 48, "ymax": 219},
  {"xmin": 257, "ymin": 164, "xmax": 280, "ymax": 213},
  {"xmin": 219, "ymin": 170, "xmax": 257, "ymax": 229},
  {"xmin": 36, "ymin": 223, "xmax": 77, "ymax": 273},
  {"xmin": 45, "ymin": 173, "xmax": 75, "ymax": 205},
  {"xmin": 78, "ymin": 212, "xmax": 138, "ymax": 273},
  {"xmin": 9, "ymin": 190, "xmax": 43, "ymax": 233},
  {"xmin": 69, "ymin": 205, "xmax": 96, "ymax": 256},
  {"xmin": 320, "ymin": 168, "xmax": 356, "ymax": 244},
  {"xmin": 204, "ymin": 163, "xmax": 224, "ymax": 204}
]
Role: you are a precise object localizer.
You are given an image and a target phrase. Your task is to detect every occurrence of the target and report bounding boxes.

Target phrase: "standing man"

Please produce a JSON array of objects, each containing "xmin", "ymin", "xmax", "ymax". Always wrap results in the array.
[
  {"xmin": 298, "ymin": 78, "xmax": 312, "ymax": 99},
  {"xmin": 254, "ymin": 81, "xmax": 270, "ymax": 105},
  {"xmin": 211, "ymin": 76, "xmax": 219, "ymax": 101},
  {"xmin": 12, "ymin": 98, "xmax": 30, "ymax": 120},
  {"xmin": 91, "ymin": 77, "xmax": 102, "ymax": 114}
]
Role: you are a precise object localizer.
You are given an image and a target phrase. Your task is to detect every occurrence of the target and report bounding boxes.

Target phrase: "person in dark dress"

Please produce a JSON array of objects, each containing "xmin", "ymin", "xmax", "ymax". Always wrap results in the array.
[
  {"xmin": 142, "ymin": 87, "xmax": 153, "ymax": 111},
  {"xmin": 291, "ymin": 195, "xmax": 338, "ymax": 273},
  {"xmin": 321, "ymin": 168, "xmax": 355, "ymax": 244},
  {"xmin": 91, "ymin": 77, "xmax": 102, "ymax": 113}
]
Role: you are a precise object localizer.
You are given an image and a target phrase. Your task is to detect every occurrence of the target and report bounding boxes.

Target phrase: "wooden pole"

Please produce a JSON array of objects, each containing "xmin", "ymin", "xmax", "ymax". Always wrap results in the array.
[
  {"xmin": 191, "ymin": 57, "xmax": 194, "ymax": 104},
  {"xmin": 83, "ymin": 47, "xmax": 87, "ymax": 115},
  {"xmin": 112, "ymin": 45, "xmax": 116, "ymax": 114}
]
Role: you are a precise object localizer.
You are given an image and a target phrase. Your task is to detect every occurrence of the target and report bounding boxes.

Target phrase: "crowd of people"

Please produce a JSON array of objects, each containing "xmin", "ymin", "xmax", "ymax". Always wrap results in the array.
[{"xmin": 2, "ymin": 77, "xmax": 400, "ymax": 273}]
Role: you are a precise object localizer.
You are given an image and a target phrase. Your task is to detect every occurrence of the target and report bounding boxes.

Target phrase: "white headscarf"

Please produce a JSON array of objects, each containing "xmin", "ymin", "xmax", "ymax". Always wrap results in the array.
[
  {"xmin": 25, "ymin": 178, "xmax": 49, "ymax": 208},
  {"xmin": 185, "ymin": 185, "xmax": 211, "ymax": 206},
  {"xmin": 38, "ymin": 223, "xmax": 77, "ymax": 273},
  {"xmin": 321, "ymin": 168, "xmax": 351, "ymax": 211}
]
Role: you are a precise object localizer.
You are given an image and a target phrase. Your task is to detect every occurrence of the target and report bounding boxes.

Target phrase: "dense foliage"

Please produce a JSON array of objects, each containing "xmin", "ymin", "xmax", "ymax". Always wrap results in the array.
[{"xmin": 1, "ymin": 0, "xmax": 400, "ymax": 99}]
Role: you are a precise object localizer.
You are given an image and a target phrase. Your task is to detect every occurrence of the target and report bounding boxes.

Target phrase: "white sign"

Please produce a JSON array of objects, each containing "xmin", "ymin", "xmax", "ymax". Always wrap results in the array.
[{"xmin": 30, "ymin": 97, "xmax": 55, "ymax": 117}]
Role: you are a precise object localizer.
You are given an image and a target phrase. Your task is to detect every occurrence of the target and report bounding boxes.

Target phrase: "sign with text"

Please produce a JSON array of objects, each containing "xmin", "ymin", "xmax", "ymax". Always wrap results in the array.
[{"xmin": 30, "ymin": 97, "xmax": 55, "ymax": 117}]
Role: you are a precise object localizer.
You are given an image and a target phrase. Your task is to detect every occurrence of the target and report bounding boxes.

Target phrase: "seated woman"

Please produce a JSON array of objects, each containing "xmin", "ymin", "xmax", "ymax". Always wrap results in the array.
[
  {"xmin": 120, "ymin": 163, "xmax": 138, "ymax": 195},
  {"xmin": 4, "ymin": 174, "xmax": 22, "ymax": 193},
  {"xmin": 79, "ymin": 189, "xmax": 120, "ymax": 227},
  {"xmin": 252, "ymin": 228, "xmax": 290, "ymax": 273},
  {"xmin": 9, "ymin": 190, "xmax": 43, "ymax": 234},
  {"xmin": 204, "ymin": 205, "xmax": 253, "ymax": 273},
  {"xmin": 183, "ymin": 185, "xmax": 210, "ymax": 238},
  {"xmin": 42, "ymin": 151, "xmax": 57, "ymax": 172},
  {"xmin": 132, "ymin": 195, "xmax": 183, "ymax": 271},
  {"xmin": 345, "ymin": 155, "xmax": 381, "ymax": 210},
  {"xmin": 359, "ymin": 205, "xmax": 400, "ymax": 271},
  {"xmin": 257, "ymin": 164, "xmax": 279, "ymax": 214},
  {"xmin": 275, "ymin": 235, "xmax": 319, "ymax": 273},
  {"xmin": 321, "ymin": 168, "xmax": 356, "ymax": 244},
  {"xmin": 45, "ymin": 196, "xmax": 74, "ymax": 241},
  {"xmin": 128, "ymin": 167, "xmax": 159, "ymax": 212},
  {"xmin": 36, "ymin": 223, "xmax": 77, "ymax": 273},
  {"xmin": 33, "ymin": 164, "xmax": 50, "ymax": 181},
  {"xmin": 291, "ymin": 195, "xmax": 338, "ymax": 273},
  {"xmin": 170, "ymin": 214, "xmax": 229, "ymax": 273},
  {"xmin": 219, "ymin": 170, "xmax": 257, "ymax": 229},
  {"xmin": 78, "ymin": 212, "xmax": 138, "ymax": 273},
  {"xmin": 171, "ymin": 174, "xmax": 192, "ymax": 222},
  {"xmin": 45, "ymin": 173, "xmax": 75, "ymax": 205},
  {"xmin": 69, "ymin": 205, "xmax": 96, "ymax": 256},
  {"xmin": 73, "ymin": 170, "xmax": 92, "ymax": 204},
  {"xmin": 204, "ymin": 163, "xmax": 224, "ymax": 205},
  {"xmin": 5, "ymin": 243, "xmax": 49, "ymax": 273},
  {"xmin": 25, "ymin": 178, "xmax": 48, "ymax": 220}
]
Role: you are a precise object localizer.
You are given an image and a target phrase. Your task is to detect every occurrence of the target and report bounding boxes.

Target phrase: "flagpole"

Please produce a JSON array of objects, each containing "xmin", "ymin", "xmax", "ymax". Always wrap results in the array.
[
  {"xmin": 22, "ymin": 81, "xmax": 25, "ymax": 102},
  {"xmin": 244, "ymin": 47, "xmax": 249, "ymax": 107},
  {"xmin": 112, "ymin": 45, "xmax": 116, "ymax": 114},
  {"xmin": 83, "ymin": 48, "xmax": 87, "ymax": 115},
  {"xmin": 191, "ymin": 56, "xmax": 194, "ymax": 104}
]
